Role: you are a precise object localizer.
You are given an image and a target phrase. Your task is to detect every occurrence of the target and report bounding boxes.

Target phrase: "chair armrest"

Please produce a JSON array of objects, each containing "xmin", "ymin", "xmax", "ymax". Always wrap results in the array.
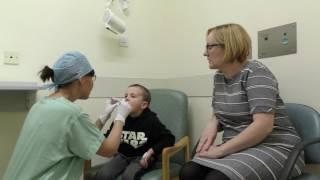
[
  {"xmin": 191, "ymin": 139, "xmax": 200, "ymax": 157},
  {"xmin": 279, "ymin": 137, "xmax": 320, "ymax": 180},
  {"xmin": 83, "ymin": 160, "xmax": 92, "ymax": 175},
  {"xmin": 161, "ymin": 136, "xmax": 190, "ymax": 180}
]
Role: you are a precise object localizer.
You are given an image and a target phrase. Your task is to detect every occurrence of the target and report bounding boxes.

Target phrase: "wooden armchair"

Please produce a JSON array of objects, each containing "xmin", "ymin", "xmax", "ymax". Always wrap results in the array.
[{"xmin": 84, "ymin": 89, "xmax": 190, "ymax": 180}]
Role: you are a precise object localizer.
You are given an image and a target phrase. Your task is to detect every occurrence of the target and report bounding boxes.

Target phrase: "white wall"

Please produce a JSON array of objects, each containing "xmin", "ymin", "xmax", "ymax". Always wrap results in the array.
[
  {"xmin": 0, "ymin": 0, "xmax": 177, "ymax": 81},
  {"xmin": 0, "ymin": 0, "xmax": 176, "ymax": 176},
  {"xmin": 1, "ymin": 0, "xmax": 320, "ymax": 177},
  {"xmin": 165, "ymin": 0, "xmax": 320, "ymax": 111},
  {"xmin": 1, "ymin": 0, "xmax": 320, "ymax": 110}
]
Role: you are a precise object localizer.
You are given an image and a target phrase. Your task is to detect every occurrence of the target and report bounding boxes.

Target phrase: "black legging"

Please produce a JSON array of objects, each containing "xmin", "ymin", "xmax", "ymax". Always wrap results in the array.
[{"xmin": 179, "ymin": 161, "xmax": 230, "ymax": 180}]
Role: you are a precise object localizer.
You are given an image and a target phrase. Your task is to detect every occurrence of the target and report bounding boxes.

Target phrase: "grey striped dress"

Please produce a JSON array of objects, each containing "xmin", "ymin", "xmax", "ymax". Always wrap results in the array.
[{"xmin": 193, "ymin": 60, "xmax": 305, "ymax": 180}]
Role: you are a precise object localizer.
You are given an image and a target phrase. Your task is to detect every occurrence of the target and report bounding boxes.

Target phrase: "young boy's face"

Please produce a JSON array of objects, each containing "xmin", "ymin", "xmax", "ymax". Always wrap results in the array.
[{"xmin": 125, "ymin": 86, "xmax": 148, "ymax": 115}]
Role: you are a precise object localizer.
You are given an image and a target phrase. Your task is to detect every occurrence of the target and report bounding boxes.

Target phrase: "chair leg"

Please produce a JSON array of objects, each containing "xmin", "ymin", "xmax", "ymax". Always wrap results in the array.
[
  {"xmin": 185, "ymin": 137, "xmax": 190, "ymax": 161},
  {"xmin": 172, "ymin": 176, "xmax": 179, "ymax": 180},
  {"xmin": 83, "ymin": 160, "xmax": 92, "ymax": 176}
]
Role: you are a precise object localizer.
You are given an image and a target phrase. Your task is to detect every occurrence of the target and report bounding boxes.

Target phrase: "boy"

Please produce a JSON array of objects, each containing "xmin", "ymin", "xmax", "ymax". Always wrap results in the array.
[{"xmin": 94, "ymin": 84, "xmax": 175, "ymax": 180}]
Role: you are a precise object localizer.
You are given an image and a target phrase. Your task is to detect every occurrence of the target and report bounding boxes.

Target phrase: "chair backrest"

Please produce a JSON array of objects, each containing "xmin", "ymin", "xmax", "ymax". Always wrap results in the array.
[
  {"xmin": 285, "ymin": 103, "xmax": 320, "ymax": 163},
  {"xmin": 149, "ymin": 89, "xmax": 188, "ymax": 164}
]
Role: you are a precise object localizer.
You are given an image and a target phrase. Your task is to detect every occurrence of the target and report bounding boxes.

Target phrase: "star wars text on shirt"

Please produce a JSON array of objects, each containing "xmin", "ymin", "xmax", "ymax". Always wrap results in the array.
[{"xmin": 121, "ymin": 131, "xmax": 148, "ymax": 149}]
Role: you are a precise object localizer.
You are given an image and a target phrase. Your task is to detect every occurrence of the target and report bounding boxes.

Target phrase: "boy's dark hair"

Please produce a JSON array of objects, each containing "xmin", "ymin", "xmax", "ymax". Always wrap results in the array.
[{"xmin": 128, "ymin": 84, "xmax": 151, "ymax": 103}]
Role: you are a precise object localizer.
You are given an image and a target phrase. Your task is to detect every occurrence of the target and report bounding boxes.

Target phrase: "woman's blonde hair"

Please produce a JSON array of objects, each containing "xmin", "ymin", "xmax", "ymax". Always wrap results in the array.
[{"xmin": 207, "ymin": 23, "xmax": 251, "ymax": 63}]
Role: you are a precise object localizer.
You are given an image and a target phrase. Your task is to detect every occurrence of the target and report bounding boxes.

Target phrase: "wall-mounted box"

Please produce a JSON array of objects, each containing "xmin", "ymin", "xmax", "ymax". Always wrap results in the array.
[{"xmin": 258, "ymin": 22, "xmax": 297, "ymax": 59}]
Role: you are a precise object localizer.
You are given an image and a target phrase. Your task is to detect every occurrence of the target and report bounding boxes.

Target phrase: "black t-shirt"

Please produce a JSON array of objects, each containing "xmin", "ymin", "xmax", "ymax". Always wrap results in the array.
[{"xmin": 105, "ymin": 108, "xmax": 175, "ymax": 157}]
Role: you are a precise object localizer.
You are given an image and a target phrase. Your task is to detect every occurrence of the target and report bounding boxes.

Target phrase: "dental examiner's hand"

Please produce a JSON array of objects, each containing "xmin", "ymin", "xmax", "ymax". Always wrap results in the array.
[
  {"xmin": 98, "ymin": 98, "xmax": 119, "ymax": 125},
  {"xmin": 114, "ymin": 99, "xmax": 132, "ymax": 124}
]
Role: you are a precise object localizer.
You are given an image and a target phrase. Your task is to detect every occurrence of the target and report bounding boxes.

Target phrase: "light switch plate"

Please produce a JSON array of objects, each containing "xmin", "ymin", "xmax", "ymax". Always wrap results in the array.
[
  {"xmin": 258, "ymin": 22, "xmax": 297, "ymax": 59},
  {"xmin": 3, "ymin": 51, "xmax": 19, "ymax": 65}
]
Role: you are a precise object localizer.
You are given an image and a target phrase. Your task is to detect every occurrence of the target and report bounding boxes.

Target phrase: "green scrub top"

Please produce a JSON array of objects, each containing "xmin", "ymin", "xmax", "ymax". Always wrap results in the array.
[{"xmin": 3, "ymin": 97, "xmax": 105, "ymax": 180}]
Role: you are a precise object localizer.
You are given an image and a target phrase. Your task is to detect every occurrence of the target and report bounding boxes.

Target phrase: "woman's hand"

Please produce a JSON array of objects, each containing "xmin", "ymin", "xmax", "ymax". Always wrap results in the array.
[
  {"xmin": 196, "ymin": 116, "xmax": 218, "ymax": 153},
  {"xmin": 209, "ymin": 113, "xmax": 274, "ymax": 157},
  {"xmin": 198, "ymin": 145, "xmax": 225, "ymax": 159}
]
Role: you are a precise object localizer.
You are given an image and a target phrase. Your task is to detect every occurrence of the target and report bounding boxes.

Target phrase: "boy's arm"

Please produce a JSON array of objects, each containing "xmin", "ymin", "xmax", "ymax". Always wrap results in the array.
[
  {"xmin": 151, "ymin": 118, "xmax": 175, "ymax": 156},
  {"xmin": 140, "ymin": 116, "xmax": 175, "ymax": 168}
]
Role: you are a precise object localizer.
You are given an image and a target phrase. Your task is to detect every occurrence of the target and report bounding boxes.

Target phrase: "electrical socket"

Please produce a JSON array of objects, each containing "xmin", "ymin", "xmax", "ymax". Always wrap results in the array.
[{"xmin": 3, "ymin": 51, "xmax": 19, "ymax": 65}]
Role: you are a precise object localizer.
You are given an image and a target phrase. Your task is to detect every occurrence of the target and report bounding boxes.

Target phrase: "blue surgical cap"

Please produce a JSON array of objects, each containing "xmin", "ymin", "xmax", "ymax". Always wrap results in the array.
[{"xmin": 41, "ymin": 51, "xmax": 93, "ymax": 89}]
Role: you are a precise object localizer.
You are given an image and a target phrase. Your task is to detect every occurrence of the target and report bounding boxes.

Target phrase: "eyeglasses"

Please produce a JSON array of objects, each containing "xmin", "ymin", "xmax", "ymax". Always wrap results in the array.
[{"xmin": 206, "ymin": 43, "xmax": 224, "ymax": 51}]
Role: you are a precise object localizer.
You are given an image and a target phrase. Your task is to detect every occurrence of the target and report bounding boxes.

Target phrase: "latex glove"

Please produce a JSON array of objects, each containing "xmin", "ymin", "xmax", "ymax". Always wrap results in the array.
[
  {"xmin": 140, "ymin": 149, "xmax": 154, "ymax": 168},
  {"xmin": 114, "ymin": 99, "xmax": 132, "ymax": 124},
  {"xmin": 99, "ymin": 98, "xmax": 119, "ymax": 125}
]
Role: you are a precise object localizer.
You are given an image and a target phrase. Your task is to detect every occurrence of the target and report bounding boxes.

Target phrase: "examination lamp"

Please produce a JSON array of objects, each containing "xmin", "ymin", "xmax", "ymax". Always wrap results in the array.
[{"xmin": 103, "ymin": 8, "xmax": 126, "ymax": 34}]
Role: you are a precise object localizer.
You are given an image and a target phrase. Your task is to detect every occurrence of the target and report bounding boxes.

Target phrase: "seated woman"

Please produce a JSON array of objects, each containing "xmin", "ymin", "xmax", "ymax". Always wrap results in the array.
[{"xmin": 179, "ymin": 23, "xmax": 304, "ymax": 180}]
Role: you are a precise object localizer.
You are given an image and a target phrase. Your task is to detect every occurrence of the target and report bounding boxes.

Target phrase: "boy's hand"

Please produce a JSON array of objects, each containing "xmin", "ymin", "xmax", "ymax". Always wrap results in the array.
[{"xmin": 140, "ymin": 148, "xmax": 154, "ymax": 168}]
